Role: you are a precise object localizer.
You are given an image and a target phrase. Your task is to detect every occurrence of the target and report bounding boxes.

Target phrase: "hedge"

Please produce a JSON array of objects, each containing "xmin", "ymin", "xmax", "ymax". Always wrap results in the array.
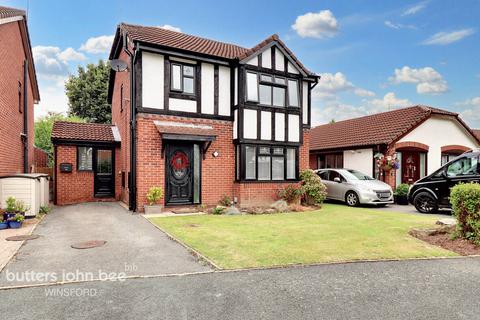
[{"xmin": 450, "ymin": 183, "xmax": 480, "ymax": 243}]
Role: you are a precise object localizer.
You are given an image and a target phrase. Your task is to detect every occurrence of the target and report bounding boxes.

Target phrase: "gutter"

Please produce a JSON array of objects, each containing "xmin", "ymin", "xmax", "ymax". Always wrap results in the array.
[
  {"xmin": 123, "ymin": 34, "xmax": 138, "ymax": 212},
  {"xmin": 22, "ymin": 59, "xmax": 28, "ymax": 173}
]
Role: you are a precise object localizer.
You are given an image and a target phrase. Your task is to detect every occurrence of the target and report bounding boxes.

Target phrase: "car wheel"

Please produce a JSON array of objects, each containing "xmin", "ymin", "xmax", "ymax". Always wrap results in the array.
[
  {"xmin": 413, "ymin": 192, "xmax": 438, "ymax": 213},
  {"xmin": 345, "ymin": 191, "xmax": 360, "ymax": 207}
]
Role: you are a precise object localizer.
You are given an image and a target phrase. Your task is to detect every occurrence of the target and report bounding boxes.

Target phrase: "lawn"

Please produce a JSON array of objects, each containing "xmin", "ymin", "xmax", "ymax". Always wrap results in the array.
[{"xmin": 149, "ymin": 204, "xmax": 457, "ymax": 269}]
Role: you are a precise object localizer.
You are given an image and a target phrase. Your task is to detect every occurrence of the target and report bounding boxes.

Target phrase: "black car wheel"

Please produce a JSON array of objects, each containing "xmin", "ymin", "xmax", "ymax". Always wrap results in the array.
[
  {"xmin": 413, "ymin": 192, "xmax": 439, "ymax": 213},
  {"xmin": 345, "ymin": 191, "xmax": 360, "ymax": 207}
]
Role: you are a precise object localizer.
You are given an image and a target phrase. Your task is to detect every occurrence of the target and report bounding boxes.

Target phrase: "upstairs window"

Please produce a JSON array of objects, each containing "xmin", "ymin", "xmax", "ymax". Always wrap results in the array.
[
  {"xmin": 246, "ymin": 72, "xmax": 299, "ymax": 107},
  {"xmin": 171, "ymin": 63, "xmax": 195, "ymax": 94}
]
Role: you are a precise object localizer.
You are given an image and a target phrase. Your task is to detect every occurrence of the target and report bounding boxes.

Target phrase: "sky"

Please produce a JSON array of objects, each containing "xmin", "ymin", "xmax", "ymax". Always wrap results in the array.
[{"xmin": 3, "ymin": 0, "xmax": 480, "ymax": 128}]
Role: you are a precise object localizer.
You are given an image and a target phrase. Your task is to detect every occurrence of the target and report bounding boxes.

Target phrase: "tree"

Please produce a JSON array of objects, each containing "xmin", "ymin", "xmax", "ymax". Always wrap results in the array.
[
  {"xmin": 34, "ymin": 112, "xmax": 85, "ymax": 166},
  {"xmin": 65, "ymin": 60, "xmax": 111, "ymax": 123}
]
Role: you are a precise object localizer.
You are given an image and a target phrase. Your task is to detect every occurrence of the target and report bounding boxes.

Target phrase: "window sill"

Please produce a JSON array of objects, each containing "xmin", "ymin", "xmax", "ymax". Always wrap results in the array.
[{"xmin": 169, "ymin": 92, "xmax": 196, "ymax": 101}]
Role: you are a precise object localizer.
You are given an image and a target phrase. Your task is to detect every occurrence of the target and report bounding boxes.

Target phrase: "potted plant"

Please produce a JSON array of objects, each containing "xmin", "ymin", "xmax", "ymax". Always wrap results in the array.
[
  {"xmin": 14, "ymin": 200, "xmax": 28, "ymax": 216},
  {"xmin": 8, "ymin": 213, "xmax": 24, "ymax": 229},
  {"xmin": 0, "ymin": 218, "xmax": 8, "ymax": 230},
  {"xmin": 394, "ymin": 183, "xmax": 410, "ymax": 205},
  {"xmin": 144, "ymin": 186, "xmax": 164, "ymax": 214},
  {"xmin": 3, "ymin": 196, "xmax": 17, "ymax": 221}
]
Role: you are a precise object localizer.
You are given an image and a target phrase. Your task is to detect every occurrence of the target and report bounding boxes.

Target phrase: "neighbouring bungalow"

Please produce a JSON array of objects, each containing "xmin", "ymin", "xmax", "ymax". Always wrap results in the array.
[
  {"xmin": 309, "ymin": 106, "xmax": 480, "ymax": 189},
  {"xmin": 52, "ymin": 23, "xmax": 319, "ymax": 211}
]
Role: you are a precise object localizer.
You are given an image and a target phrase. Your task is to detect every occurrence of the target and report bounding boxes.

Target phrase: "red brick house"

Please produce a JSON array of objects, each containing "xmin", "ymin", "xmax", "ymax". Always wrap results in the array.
[
  {"xmin": 0, "ymin": 6, "xmax": 40, "ymax": 176},
  {"xmin": 309, "ymin": 106, "xmax": 480, "ymax": 189},
  {"xmin": 53, "ymin": 23, "xmax": 318, "ymax": 211}
]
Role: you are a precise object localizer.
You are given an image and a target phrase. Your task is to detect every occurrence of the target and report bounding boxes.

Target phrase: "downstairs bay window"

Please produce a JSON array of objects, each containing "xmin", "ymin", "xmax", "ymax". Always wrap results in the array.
[{"xmin": 237, "ymin": 145, "xmax": 298, "ymax": 181}]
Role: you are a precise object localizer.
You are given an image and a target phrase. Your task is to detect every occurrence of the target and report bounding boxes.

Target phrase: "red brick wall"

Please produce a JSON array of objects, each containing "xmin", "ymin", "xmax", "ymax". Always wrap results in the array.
[
  {"xmin": 111, "ymin": 48, "xmax": 131, "ymax": 206},
  {"xmin": 0, "ymin": 21, "xmax": 35, "ymax": 176},
  {"xmin": 135, "ymin": 113, "xmax": 235, "ymax": 212},
  {"xmin": 55, "ymin": 145, "xmax": 121, "ymax": 205}
]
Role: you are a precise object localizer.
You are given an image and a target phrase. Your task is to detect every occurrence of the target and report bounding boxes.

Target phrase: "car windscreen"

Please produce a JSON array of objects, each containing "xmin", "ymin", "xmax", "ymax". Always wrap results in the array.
[{"xmin": 343, "ymin": 169, "xmax": 375, "ymax": 180}]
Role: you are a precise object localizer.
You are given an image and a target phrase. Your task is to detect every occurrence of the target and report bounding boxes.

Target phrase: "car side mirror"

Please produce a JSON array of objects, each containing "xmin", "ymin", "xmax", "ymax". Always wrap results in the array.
[{"xmin": 334, "ymin": 177, "xmax": 341, "ymax": 183}]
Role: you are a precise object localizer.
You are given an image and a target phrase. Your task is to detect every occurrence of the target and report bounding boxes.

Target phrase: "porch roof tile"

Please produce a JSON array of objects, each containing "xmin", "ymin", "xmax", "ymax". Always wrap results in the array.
[
  {"xmin": 154, "ymin": 120, "xmax": 216, "ymax": 138},
  {"xmin": 51, "ymin": 121, "xmax": 118, "ymax": 143}
]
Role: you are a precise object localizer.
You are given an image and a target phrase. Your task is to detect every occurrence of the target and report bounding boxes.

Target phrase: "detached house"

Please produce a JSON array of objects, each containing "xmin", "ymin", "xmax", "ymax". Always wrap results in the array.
[
  {"xmin": 309, "ymin": 106, "xmax": 480, "ymax": 189},
  {"xmin": 53, "ymin": 23, "xmax": 318, "ymax": 211},
  {"xmin": 0, "ymin": 6, "xmax": 40, "ymax": 175}
]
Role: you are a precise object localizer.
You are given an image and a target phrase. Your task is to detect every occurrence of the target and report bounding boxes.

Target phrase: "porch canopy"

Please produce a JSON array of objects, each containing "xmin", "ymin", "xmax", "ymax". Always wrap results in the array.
[{"xmin": 154, "ymin": 120, "xmax": 216, "ymax": 158}]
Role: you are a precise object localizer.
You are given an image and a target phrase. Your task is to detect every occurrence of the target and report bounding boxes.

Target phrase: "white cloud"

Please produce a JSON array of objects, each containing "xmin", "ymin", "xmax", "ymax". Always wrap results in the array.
[
  {"xmin": 390, "ymin": 66, "xmax": 448, "ymax": 94},
  {"xmin": 384, "ymin": 20, "xmax": 416, "ymax": 30},
  {"xmin": 402, "ymin": 1, "xmax": 428, "ymax": 16},
  {"xmin": 422, "ymin": 28, "xmax": 476, "ymax": 45},
  {"xmin": 58, "ymin": 47, "xmax": 86, "ymax": 62},
  {"xmin": 80, "ymin": 35, "xmax": 114, "ymax": 54},
  {"xmin": 159, "ymin": 24, "xmax": 182, "ymax": 32},
  {"xmin": 292, "ymin": 10, "xmax": 338, "ymax": 39},
  {"xmin": 32, "ymin": 46, "xmax": 72, "ymax": 81},
  {"xmin": 457, "ymin": 97, "xmax": 480, "ymax": 128},
  {"xmin": 368, "ymin": 92, "xmax": 411, "ymax": 113},
  {"xmin": 313, "ymin": 72, "xmax": 375, "ymax": 100}
]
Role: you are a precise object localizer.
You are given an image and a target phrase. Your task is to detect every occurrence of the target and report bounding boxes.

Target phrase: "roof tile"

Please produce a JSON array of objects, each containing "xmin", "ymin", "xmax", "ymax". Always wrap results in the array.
[
  {"xmin": 52, "ymin": 121, "xmax": 116, "ymax": 143},
  {"xmin": 0, "ymin": 5, "xmax": 25, "ymax": 19}
]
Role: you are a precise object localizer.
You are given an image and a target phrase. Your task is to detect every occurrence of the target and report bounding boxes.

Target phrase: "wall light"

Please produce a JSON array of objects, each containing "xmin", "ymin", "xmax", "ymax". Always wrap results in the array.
[{"xmin": 212, "ymin": 151, "xmax": 219, "ymax": 158}]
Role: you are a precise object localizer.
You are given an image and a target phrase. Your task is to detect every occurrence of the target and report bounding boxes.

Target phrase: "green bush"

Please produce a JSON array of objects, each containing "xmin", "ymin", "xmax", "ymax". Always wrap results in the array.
[
  {"xmin": 300, "ymin": 169, "xmax": 327, "ymax": 205},
  {"xmin": 450, "ymin": 183, "xmax": 480, "ymax": 243},
  {"xmin": 146, "ymin": 186, "xmax": 163, "ymax": 206},
  {"xmin": 278, "ymin": 184, "xmax": 305, "ymax": 204},
  {"xmin": 394, "ymin": 183, "xmax": 410, "ymax": 197},
  {"xmin": 5, "ymin": 196, "xmax": 16, "ymax": 212},
  {"xmin": 219, "ymin": 195, "xmax": 232, "ymax": 207},
  {"xmin": 211, "ymin": 206, "xmax": 225, "ymax": 215}
]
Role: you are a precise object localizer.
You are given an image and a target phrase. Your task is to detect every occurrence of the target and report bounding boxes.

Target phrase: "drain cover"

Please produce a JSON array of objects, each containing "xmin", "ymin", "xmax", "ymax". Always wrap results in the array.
[
  {"xmin": 5, "ymin": 235, "xmax": 40, "ymax": 241},
  {"xmin": 71, "ymin": 240, "xmax": 107, "ymax": 249}
]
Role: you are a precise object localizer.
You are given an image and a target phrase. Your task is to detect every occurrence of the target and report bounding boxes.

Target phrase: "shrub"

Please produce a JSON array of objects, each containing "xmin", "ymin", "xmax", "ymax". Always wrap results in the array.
[
  {"xmin": 300, "ymin": 169, "xmax": 327, "ymax": 205},
  {"xmin": 5, "ymin": 196, "xmax": 16, "ymax": 212},
  {"xmin": 39, "ymin": 205, "xmax": 51, "ymax": 215},
  {"xmin": 278, "ymin": 184, "xmax": 305, "ymax": 204},
  {"xmin": 15, "ymin": 200, "xmax": 28, "ymax": 214},
  {"xmin": 211, "ymin": 206, "xmax": 225, "ymax": 215},
  {"xmin": 394, "ymin": 183, "xmax": 410, "ymax": 197},
  {"xmin": 146, "ymin": 186, "xmax": 163, "ymax": 206},
  {"xmin": 219, "ymin": 195, "xmax": 232, "ymax": 207},
  {"xmin": 450, "ymin": 183, "xmax": 480, "ymax": 243}
]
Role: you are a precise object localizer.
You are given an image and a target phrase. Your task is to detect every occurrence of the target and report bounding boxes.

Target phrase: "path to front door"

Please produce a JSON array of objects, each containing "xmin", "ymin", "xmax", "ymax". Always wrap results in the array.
[{"xmin": 0, "ymin": 202, "xmax": 211, "ymax": 287}]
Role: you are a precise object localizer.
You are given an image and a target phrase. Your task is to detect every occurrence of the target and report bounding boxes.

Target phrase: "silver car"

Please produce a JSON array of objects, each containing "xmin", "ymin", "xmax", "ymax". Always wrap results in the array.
[{"xmin": 316, "ymin": 168, "xmax": 394, "ymax": 207}]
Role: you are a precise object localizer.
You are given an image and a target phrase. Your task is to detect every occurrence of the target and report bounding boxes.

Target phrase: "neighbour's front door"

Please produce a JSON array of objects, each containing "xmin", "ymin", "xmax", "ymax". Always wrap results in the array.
[
  {"xmin": 166, "ymin": 144, "xmax": 193, "ymax": 205},
  {"xmin": 402, "ymin": 152, "xmax": 420, "ymax": 184},
  {"xmin": 94, "ymin": 149, "xmax": 114, "ymax": 197}
]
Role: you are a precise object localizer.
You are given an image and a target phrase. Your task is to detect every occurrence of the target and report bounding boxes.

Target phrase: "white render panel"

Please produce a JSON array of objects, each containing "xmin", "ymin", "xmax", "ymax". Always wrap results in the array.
[
  {"xmin": 201, "ymin": 63, "xmax": 215, "ymax": 114},
  {"xmin": 343, "ymin": 148, "xmax": 374, "ymax": 177},
  {"xmin": 261, "ymin": 111, "xmax": 272, "ymax": 140},
  {"xmin": 246, "ymin": 55, "xmax": 258, "ymax": 66},
  {"xmin": 168, "ymin": 98, "xmax": 197, "ymax": 112},
  {"xmin": 218, "ymin": 66, "xmax": 231, "ymax": 116},
  {"xmin": 302, "ymin": 81, "xmax": 308, "ymax": 124},
  {"xmin": 288, "ymin": 114, "xmax": 300, "ymax": 142},
  {"xmin": 397, "ymin": 115, "xmax": 480, "ymax": 174},
  {"xmin": 243, "ymin": 109, "xmax": 257, "ymax": 139},
  {"xmin": 234, "ymin": 68, "xmax": 238, "ymax": 105},
  {"xmin": 261, "ymin": 48, "xmax": 272, "ymax": 68},
  {"xmin": 287, "ymin": 61, "xmax": 299, "ymax": 74},
  {"xmin": 275, "ymin": 113, "xmax": 285, "ymax": 141},
  {"xmin": 233, "ymin": 109, "xmax": 238, "ymax": 139},
  {"xmin": 275, "ymin": 49, "xmax": 285, "ymax": 71},
  {"xmin": 142, "ymin": 52, "xmax": 164, "ymax": 109}
]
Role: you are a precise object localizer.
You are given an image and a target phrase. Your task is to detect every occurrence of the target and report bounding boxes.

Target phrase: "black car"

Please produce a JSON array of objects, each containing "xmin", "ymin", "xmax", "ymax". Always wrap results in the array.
[{"xmin": 408, "ymin": 150, "xmax": 480, "ymax": 213}]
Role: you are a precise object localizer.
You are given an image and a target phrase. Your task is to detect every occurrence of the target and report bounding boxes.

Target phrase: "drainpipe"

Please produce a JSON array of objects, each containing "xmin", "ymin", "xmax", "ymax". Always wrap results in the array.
[
  {"xmin": 22, "ymin": 59, "xmax": 28, "ymax": 173},
  {"xmin": 123, "ymin": 35, "xmax": 138, "ymax": 212}
]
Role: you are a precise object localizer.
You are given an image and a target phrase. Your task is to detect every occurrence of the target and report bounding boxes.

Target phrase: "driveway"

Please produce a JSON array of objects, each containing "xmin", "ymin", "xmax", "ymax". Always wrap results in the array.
[
  {"xmin": 1, "ymin": 257, "xmax": 480, "ymax": 319},
  {"xmin": 0, "ymin": 202, "xmax": 211, "ymax": 287}
]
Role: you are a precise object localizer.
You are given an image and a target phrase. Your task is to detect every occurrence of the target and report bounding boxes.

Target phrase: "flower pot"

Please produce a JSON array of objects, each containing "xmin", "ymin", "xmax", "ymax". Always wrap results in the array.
[
  {"xmin": 144, "ymin": 205, "xmax": 163, "ymax": 214},
  {"xmin": 0, "ymin": 222, "xmax": 8, "ymax": 230},
  {"xmin": 395, "ymin": 195, "xmax": 409, "ymax": 205},
  {"xmin": 8, "ymin": 221, "xmax": 22, "ymax": 229},
  {"xmin": 3, "ymin": 212, "xmax": 15, "ymax": 221}
]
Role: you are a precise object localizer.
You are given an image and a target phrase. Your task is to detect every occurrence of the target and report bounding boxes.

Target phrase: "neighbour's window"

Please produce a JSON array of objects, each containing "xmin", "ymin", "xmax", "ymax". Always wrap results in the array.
[
  {"xmin": 318, "ymin": 153, "xmax": 343, "ymax": 169},
  {"xmin": 441, "ymin": 153, "xmax": 460, "ymax": 166},
  {"xmin": 240, "ymin": 145, "xmax": 297, "ymax": 181},
  {"xmin": 77, "ymin": 147, "xmax": 93, "ymax": 171},
  {"xmin": 171, "ymin": 63, "xmax": 195, "ymax": 94},
  {"xmin": 446, "ymin": 156, "xmax": 479, "ymax": 177}
]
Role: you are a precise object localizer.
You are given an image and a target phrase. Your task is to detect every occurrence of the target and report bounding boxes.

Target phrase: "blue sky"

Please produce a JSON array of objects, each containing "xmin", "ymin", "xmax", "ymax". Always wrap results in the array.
[{"xmin": 3, "ymin": 0, "xmax": 480, "ymax": 127}]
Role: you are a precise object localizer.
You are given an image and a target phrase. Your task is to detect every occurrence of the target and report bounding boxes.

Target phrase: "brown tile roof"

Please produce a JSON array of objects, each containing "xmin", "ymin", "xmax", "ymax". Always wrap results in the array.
[
  {"xmin": 120, "ymin": 23, "xmax": 249, "ymax": 60},
  {"xmin": 474, "ymin": 129, "xmax": 480, "ymax": 141},
  {"xmin": 51, "ymin": 121, "xmax": 116, "ymax": 143},
  {"xmin": 0, "ymin": 6, "xmax": 25, "ymax": 19},
  {"xmin": 310, "ymin": 105, "xmax": 464, "ymax": 151},
  {"xmin": 154, "ymin": 120, "xmax": 216, "ymax": 138}
]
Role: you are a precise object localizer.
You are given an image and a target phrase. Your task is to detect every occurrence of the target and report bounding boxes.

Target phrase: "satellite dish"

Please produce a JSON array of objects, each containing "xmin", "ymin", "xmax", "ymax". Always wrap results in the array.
[{"xmin": 110, "ymin": 59, "xmax": 128, "ymax": 72}]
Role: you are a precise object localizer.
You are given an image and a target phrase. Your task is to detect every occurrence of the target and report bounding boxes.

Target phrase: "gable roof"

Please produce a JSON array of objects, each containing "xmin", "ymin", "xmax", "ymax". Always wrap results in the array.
[
  {"xmin": 0, "ymin": 6, "xmax": 40, "ymax": 102},
  {"xmin": 51, "ymin": 121, "xmax": 119, "ymax": 144},
  {"xmin": 310, "ymin": 105, "xmax": 479, "ymax": 151}
]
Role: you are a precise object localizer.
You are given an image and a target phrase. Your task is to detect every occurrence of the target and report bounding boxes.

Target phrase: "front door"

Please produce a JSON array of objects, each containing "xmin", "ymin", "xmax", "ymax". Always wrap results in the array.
[
  {"xmin": 94, "ymin": 149, "xmax": 114, "ymax": 197},
  {"xmin": 402, "ymin": 152, "xmax": 420, "ymax": 184},
  {"xmin": 166, "ymin": 144, "xmax": 194, "ymax": 205}
]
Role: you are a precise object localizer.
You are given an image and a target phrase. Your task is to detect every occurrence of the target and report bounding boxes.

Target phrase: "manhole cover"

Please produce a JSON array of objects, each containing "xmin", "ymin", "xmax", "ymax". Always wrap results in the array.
[
  {"xmin": 5, "ymin": 235, "xmax": 40, "ymax": 241},
  {"xmin": 71, "ymin": 240, "xmax": 107, "ymax": 249}
]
